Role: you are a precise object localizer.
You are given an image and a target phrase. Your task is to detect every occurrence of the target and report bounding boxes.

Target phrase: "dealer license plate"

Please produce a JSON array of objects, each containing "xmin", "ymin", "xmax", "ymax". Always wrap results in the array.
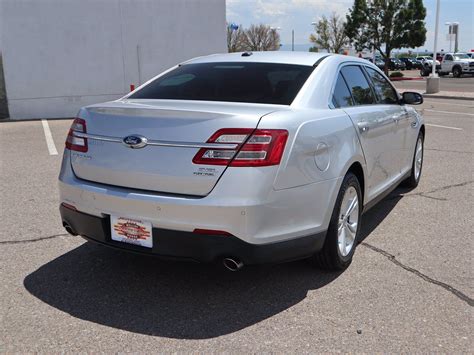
[{"xmin": 111, "ymin": 215, "xmax": 153, "ymax": 248}]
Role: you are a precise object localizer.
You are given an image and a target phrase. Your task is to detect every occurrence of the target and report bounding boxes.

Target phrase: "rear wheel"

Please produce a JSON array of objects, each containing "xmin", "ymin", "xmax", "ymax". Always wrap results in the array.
[
  {"xmin": 403, "ymin": 132, "xmax": 424, "ymax": 188},
  {"xmin": 452, "ymin": 66, "xmax": 462, "ymax": 78},
  {"xmin": 310, "ymin": 173, "xmax": 362, "ymax": 271}
]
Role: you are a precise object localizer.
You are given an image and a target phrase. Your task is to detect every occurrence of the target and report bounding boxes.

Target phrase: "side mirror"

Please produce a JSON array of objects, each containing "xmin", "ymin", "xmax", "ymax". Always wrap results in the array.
[{"xmin": 402, "ymin": 91, "xmax": 423, "ymax": 105}]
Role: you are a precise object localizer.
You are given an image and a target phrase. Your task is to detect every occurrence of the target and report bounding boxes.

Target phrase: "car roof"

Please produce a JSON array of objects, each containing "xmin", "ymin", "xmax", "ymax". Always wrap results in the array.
[{"xmin": 182, "ymin": 51, "xmax": 331, "ymax": 66}]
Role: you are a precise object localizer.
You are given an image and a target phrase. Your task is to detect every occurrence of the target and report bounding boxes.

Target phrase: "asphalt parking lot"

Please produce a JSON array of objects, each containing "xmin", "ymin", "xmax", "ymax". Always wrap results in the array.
[{"xmin": 0, "ymin": 98, "xmax": 472, "ymax": 352}]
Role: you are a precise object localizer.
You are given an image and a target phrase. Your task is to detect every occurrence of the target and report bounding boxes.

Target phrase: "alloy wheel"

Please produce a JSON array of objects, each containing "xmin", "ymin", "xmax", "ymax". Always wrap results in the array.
[
  {"xmin": 337, "ymin": 186, "xmax": 359, "ymax": 257},
  {"xmin": 414, "ymin": 136, "xmax": 423, "ymax": 181}
]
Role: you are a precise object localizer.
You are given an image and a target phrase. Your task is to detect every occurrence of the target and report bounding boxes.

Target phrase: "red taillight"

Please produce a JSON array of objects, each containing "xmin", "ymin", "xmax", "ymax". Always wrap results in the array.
[
  {"xmin": 193, "ymin": 128, "xmax": 288, "ymax": 167},
  {"xmin": 65, "ymin": 118, "xmax": 88, "ymax": 152}
]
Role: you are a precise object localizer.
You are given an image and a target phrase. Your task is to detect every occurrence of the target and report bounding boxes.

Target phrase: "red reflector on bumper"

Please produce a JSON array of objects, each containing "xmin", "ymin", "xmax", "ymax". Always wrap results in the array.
[
  {"xmin": 193, "ymin": 228, "xmax": 233, "ymax": 236},
  {"xmin": 61, "ymin": 203, "xmax": 77, "ymax": 211}
]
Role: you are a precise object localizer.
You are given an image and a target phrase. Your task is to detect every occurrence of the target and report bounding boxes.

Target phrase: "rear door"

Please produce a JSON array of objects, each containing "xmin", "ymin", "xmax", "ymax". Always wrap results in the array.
[
  {"xmin": 70, "ymin": 100, "xmax": 280, "ymax": 196},
  {"xmin": 363, "ymin": 66, "xmax": 409, "ymax": 175},
  {"xmin": 337, "ymin": 65, "xmax": 400, "ymax": 201}
]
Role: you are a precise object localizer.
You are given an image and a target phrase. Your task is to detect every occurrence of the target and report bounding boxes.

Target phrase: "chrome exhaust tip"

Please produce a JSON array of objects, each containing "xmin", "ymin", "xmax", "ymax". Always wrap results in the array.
[
  {"xmin": 63, "ymin": 221, "xmax": 77, "ymax": 236},
  {"xmin": 222, "ymin": 258, "xmax": 244, "ymax": 272}
]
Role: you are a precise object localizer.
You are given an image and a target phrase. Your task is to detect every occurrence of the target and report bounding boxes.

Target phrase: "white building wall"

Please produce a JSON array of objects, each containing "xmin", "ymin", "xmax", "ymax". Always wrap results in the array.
[{"xmin": 1, "ymin": 0, "xmax": 226, "ymax": 119}]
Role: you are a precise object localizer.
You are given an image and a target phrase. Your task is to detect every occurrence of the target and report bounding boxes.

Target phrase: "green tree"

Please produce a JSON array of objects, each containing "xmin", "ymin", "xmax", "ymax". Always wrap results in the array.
[
  {"xmin": 310, "ymin": 13, "xmax": 348, "ymax": 53},
  {"xmin": 345, "ymin": 0, "xmax": 427, "ymax": 74}
]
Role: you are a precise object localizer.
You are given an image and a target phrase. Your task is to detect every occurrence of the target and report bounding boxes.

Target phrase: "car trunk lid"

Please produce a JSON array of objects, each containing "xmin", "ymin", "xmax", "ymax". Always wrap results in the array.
[{"xmin": 70, "ymin": 99, "xmax": 283, "ymax": 196}]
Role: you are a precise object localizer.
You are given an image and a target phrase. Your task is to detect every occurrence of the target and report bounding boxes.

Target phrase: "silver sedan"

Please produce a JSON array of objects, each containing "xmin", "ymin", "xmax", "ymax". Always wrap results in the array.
[{"xmin": 59, "ymin": 52, "xmax": 424, "ymax": 271}]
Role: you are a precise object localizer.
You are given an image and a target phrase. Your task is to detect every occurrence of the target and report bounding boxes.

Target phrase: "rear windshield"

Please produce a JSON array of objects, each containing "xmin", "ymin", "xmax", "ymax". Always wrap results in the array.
[{"xmin": 129, "ymin": 62, "xmax": 314, "ymax": 105}]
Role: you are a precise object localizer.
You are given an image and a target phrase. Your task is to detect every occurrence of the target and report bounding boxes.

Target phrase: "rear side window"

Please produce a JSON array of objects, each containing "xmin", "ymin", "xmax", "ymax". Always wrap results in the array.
[
  {"xmin": 340, "ymin": 65, "xmax": 376, "ymax": 105},
  {"xmin": 332, "ymin": 73, "xmax": 353, "ymax": 108},
  {"xmin": 129, "ymin": 62, "xmax": 314, "ymax": 105},
  {"xmin": 365, "ymin": 67, "xmax": 399, "ymax": 104}
]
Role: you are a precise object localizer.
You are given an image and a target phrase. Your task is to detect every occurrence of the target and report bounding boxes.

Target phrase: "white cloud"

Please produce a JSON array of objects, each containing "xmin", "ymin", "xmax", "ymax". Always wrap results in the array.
[
  {"xmin": 226, "ymin": 0, "xmax": 355, "ymax": 44},
  {"xmin": 228, "ymin": 0, "xmax": 353, "ymax": 19}
]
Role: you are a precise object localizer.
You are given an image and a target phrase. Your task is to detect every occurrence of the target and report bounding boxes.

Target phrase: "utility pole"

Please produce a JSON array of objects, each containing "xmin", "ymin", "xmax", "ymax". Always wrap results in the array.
[
  {"xmin": 291, "ymin": 30, "xmax": 295, "ymax": 51},
  {"xmin": 453, "ymin": 23, "xmax": 459, "ymax": 52},
  {"xmin": 426, "ymin": 0, "xmax": 440, "ymax": 93}
]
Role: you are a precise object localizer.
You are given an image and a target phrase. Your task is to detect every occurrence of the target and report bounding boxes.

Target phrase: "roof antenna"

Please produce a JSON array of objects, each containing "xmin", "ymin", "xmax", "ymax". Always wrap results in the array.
[{"xmin": 241, "ymin": 52, "xmax": 253, "ymax": 57}]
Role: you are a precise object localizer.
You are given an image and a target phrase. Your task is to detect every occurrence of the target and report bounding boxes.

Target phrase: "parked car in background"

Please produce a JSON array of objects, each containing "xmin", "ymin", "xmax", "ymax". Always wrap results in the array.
[
  {"xmin": 418, "ymin": 56, "xmax": 441, "ymax": 76},
  {"xmin": 365, "ymin": 57, "xmax": 385, "ymax": 70},
  {"xmin": 399, "ymin": 57, "xmax": 418, "ymax": 70},
  {"xmin": 59, "ymin": 52, "xmax": 425, "ymax": 271},
  {"xmin": 439, "ymin": 53, "xmax": 474, "ymax": 77},
  {"xmin": 389, "ymin": 58, "xmax": 406, "ymax": 71},
  {"xmin": 374, "ymin": 58, "xmax": 386, "ymax": 70},
  {"xmin": 416, "ymin": 55, "xmax": 431, "ymax": 66}
]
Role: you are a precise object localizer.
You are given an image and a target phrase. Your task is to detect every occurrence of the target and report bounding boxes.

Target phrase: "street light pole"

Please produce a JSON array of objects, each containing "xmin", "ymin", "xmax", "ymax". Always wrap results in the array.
[
  {"xmin": 426, "ymin": 0, "xmax": 440, "ymax": 93},
  {"xmin": 432, "ymin": 0, "xmax": 440, "ymax": 76}
]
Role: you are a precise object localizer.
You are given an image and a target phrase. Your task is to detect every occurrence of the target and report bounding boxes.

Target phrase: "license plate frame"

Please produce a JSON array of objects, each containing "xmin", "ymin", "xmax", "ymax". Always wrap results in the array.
[{"xmin": 110, "ymin": 215, "xmax": 153, "ymax": 248}]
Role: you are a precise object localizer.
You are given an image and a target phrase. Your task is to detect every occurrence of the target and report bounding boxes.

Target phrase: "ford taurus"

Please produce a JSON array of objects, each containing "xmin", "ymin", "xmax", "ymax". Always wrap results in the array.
[{"xmin": 59, "ymin": 52, "xmax": 424, "ymax": 271}]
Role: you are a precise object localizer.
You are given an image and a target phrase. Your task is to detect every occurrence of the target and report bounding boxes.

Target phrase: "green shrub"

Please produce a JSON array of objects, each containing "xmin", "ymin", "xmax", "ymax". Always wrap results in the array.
[{"xmin": 389, "ymin": 71, "xmax": 404, "ymax": 78}]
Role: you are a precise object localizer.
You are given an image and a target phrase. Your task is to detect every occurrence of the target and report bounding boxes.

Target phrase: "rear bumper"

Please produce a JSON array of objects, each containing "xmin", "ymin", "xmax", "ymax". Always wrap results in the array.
[
  {"xmin": 59, "ymin": 150, "xmax": 340, "ymax": 246},
  {"xmin": 60, "ymin": 204, "xmax": 326, "ymax": 264}
]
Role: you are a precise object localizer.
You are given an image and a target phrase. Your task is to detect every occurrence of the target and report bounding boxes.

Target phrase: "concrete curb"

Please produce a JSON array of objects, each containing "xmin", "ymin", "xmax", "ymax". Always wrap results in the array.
[
  {"xmin": 390, "ymin": 77, "xmax": 424, "ymax": 81},
  {"xmin": 396, "ymin": 88, "xmax": 474, "ymax": 101},
  {"xmin": 421, "ymin": 94, "xmax": 474, "ymax": 101}
]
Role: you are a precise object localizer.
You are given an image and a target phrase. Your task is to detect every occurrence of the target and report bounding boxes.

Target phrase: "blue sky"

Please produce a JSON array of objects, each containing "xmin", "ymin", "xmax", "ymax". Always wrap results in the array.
[{"xmin": 227, "ymin": 0, "xmax": 474, "ymax": 52}]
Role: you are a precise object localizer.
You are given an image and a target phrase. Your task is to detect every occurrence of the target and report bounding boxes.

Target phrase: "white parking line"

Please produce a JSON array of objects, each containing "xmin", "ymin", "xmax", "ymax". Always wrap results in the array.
[
  {"xmin": 41, "ymin": 119, "xmax": 58, "ymax": 155},
  {"xmin": 426, "ymin": 123, "xmax": 463, "ymax": 131},
  {"xmin": 424, "ymin": 109, "xmax": 474, "ymax": 116}
]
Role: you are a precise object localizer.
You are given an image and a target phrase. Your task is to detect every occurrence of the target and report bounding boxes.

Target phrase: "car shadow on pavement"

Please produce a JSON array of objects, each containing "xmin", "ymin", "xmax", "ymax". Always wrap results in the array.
[
  {"xmin": 23, "ymin": 187, "xmax": 406, "ymax": 339},
  {"xmin": 24, "ymin": 242, "xmax": 341, "ymax": 339},
  {"xmin": 358, "ymin": 187, "xmax": 406, "ymax": 243}
]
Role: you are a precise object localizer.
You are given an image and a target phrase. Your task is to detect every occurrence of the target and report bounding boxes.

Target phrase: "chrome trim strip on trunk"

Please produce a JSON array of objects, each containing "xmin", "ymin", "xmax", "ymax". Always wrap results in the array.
[{"xmin": 73, "ymin": 132, "xmax": 239, "ymax": 149}]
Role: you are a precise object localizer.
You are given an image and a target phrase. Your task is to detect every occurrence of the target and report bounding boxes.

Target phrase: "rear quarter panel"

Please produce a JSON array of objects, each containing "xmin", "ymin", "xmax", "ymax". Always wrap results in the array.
[{"xmin": 258, "ymin": 109, "xmax": 366, "ymax": 192}]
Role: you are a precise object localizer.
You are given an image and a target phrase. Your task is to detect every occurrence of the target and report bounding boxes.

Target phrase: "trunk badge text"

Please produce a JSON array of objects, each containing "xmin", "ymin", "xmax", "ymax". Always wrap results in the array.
[{"xmin": 123, "ymin": 135, "xmax": 148, "ymax": 149}]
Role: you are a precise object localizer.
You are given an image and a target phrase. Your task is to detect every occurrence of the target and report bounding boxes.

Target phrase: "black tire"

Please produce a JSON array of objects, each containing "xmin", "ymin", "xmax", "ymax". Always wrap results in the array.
[
  {"xmin": 310, "ymin": 172, "xmax": 362, "ymax": 271},
  {"xmin": 420, "ymin": 68, "xmax": 429, "ymax": 77},
  {"xmin": 452, "ymin": 66, "xmax": 462, "ymax": 78},
  {"xmin": 403, "ymin": 131, "xmax": 424, "ymax": 189}
]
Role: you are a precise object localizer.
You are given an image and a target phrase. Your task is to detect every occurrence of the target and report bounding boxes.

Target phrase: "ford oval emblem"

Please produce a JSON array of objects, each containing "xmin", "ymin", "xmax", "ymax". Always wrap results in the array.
[{"xmin": 122, "ymin": 135, "xmax": 148, "ymax": 149}]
